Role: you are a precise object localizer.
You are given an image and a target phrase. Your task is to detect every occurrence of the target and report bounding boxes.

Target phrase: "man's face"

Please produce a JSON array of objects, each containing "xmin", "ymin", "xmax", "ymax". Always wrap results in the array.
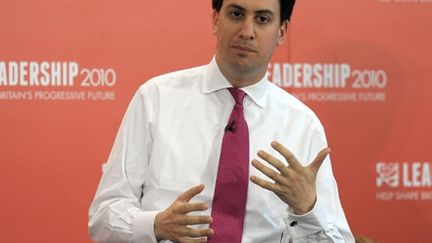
[{"xmin": 213, "ymin": 0, "xmax": 286, "ymax": 82}]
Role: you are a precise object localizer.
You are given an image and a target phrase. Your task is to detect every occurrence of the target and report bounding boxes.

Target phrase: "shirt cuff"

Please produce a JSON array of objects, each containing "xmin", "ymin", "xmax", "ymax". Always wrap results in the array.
[
  {"xmin": 132, "ymin": 210, "xmax": 161, "ymax": 243},
  {"xmin": 283, "ymin": 197, "xmax": 328, "ymax": 240}
]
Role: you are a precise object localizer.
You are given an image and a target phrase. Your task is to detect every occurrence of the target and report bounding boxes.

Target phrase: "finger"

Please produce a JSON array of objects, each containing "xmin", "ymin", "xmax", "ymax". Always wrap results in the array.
[
  {"xmin": 178, "ymin": 236, "xmax": 209, "ymax": 243},
  {"xmin": 174, "ymin": 202, "xmax": 209, "ymax": 214},
  {"xmin": 185, "ymin": 227, "xmax": 214, "ymax": 238},
  {"xmin": 250, "ymin": 175, "xmax": 283, "ymax": 194},
  {"xmin": 308, "ymin": 147, "xmax": 331, "ymax": 175},
  {"xmin": 271, "ymin": 141, "xmax": 302, "ymax": 170},
  {"xmin": 251, "ymin": 159, "xmax": 286, "ymax": 184},
  {"xmin": 180, "ymin": 237, "xmax": 208, "ymax": 243},
  {"xmin": 174, "ymin": 215, "xmax": 213, "ymax": 225},
  {"xmin": 256, "ymin": 150, "xmax": 290, "ymax": 175},
  {"xmin": 177, "ymin": 184, "xmax": 205, "ymax": 202},
  {"xmin": 185, "ymin": 215, "xmax": 213, "ymax": 225},
  {"xmin": 175, "ymin": 226, "xmax": 214, "ymax": 238}
]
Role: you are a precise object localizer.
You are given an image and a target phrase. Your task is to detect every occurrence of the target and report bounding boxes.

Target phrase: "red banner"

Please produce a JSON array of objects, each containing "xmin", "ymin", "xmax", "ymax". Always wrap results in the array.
[{"xmin": 1, "ymin": 1, "xmax": 431, "ymax": 242}]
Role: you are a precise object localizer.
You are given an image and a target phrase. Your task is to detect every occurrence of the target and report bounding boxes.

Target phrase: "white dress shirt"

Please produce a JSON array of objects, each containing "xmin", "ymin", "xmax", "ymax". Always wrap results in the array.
[{"xmin": 88, "ymin": 58, "xmax": 354, "ymax": 243}]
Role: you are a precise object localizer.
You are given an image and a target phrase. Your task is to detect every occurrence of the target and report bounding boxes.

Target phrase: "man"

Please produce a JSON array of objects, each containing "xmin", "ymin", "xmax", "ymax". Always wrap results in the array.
[{"xmin": 89, "ymin": 0, "xmax": 354, "ymax": 242}]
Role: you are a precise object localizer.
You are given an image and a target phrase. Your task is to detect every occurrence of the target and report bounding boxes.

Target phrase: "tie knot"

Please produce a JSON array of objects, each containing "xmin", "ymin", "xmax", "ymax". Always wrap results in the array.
[{"xmin": 228, "ymin": 88, "xmax": 246, "ymax": 105}]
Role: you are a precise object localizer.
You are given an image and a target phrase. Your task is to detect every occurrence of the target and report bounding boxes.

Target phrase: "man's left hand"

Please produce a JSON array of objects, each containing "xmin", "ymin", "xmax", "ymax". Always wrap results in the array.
[{"xmin": 250, "ymin": 141, "xmax": 330, "ymax": 215}]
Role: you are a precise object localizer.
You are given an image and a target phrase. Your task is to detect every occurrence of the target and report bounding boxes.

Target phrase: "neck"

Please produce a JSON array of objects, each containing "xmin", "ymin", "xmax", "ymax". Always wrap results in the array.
[{"xmin": 215, "ymin": 56, "xmax": 267, "ymax": 88}]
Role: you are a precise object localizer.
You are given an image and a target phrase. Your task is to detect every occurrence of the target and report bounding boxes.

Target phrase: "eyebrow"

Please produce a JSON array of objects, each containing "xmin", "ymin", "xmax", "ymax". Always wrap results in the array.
[{"xmin": 226, "ymin": 3, "xmax": 275, "ymax": 16}]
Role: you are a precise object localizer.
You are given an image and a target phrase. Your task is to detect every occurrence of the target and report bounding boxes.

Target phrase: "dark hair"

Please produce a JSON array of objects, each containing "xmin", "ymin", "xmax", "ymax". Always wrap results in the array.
[{"xmin": 212, "ymin": 0, "xmax": 296, "ymax": 23}]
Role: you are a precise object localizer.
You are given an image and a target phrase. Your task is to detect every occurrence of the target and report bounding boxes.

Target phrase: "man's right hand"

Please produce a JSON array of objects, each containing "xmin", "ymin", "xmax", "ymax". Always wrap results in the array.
[{"xmin": 154, "ymin": 184, "xmax": 214, "ymax": 243}]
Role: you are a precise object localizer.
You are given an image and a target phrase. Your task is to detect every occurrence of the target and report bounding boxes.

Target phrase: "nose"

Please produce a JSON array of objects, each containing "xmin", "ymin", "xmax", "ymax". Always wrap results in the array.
[{"xmin": 239, "ymin": 17, "xmax": 255, "ymax": 40}]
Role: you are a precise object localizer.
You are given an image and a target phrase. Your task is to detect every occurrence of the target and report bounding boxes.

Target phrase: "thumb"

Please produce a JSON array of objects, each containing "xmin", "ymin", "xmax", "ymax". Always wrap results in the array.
[{"xmin": 308, "ymin": 148, "xmax": 331, "ymax": 175}]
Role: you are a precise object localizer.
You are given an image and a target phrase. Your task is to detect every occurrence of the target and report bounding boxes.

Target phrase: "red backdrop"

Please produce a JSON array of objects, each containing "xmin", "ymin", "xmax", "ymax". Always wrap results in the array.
[{"xmin": 0, "ymin": 1, "xmax": 431, "ymax": 242}]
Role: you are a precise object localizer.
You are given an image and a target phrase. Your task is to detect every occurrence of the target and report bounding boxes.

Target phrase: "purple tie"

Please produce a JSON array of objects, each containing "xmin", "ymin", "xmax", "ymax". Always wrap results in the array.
[{"xmin": 208, "ymin": 88, "xmax": 249, "ymax": 243}]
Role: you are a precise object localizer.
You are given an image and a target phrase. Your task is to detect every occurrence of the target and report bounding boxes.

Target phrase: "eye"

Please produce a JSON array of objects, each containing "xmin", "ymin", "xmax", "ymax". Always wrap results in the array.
[
  {"xmin": 230, "ymin": 11, "xmax": 243, "ymax": 19},
  {"xmin": 256, "ymin": 15, "xmax": 271, "ymax": 24}
]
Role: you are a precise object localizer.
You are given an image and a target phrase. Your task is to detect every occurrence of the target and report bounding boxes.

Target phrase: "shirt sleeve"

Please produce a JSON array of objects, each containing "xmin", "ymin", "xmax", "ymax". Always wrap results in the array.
[
  {"xmin": 282, "ymin": 124, "xmax": 355, "ymax": 243},
  {"xmin": 88, "ymin": 85, "xmax": 160, "ymax": 243}
]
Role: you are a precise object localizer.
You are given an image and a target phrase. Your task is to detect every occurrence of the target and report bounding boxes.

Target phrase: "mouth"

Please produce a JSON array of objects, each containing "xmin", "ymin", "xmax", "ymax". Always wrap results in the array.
[{"xmin": 232, "ymin": 45, "xmax": 257, "ymax": 53}]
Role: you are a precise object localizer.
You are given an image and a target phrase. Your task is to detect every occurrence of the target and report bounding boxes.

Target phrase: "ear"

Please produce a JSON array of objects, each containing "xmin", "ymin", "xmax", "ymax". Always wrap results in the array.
[
  {"xmin": 212, "ymin": 10, "xmax": 219, "ymax": 34},
  {"xmin": 277, "ymin": 21, "xmax": 288, "ymax": 46}
]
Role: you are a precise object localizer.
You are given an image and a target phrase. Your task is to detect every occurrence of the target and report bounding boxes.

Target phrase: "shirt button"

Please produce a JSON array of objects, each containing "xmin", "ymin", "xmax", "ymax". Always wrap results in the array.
[{"xmin": 290, "ymin": 221, "xmax": 298, "ymax": 227}]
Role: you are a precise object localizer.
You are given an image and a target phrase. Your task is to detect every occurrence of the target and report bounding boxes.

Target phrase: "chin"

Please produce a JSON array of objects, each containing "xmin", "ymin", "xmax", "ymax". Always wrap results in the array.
[{"xmin": 230, "ymin": 61, "xmax": 254, "ymax": 73}]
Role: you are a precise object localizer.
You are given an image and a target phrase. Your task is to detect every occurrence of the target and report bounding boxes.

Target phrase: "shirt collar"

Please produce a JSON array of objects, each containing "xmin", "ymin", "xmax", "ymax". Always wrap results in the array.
[{"xmin": 202, "ymin": 56, "xmax": 270, "ymax": 108}]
